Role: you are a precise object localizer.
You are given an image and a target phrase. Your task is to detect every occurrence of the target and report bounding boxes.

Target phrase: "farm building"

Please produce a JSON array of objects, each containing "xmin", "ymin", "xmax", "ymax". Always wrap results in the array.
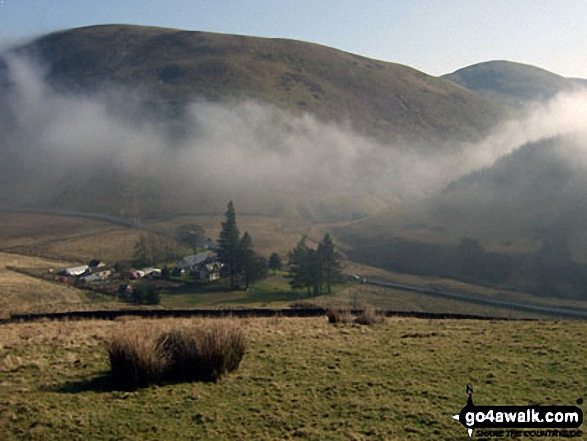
[
  {"xmin": 199, "ymin": 262, "xmax": 223, "ymax": 282},
  {"xmin": 128, "ymin": 270, "xmax": 145, "ymax": 280},
  {"xmin": 92, "ymin": 268, "xmax": 112, "ymax": 278},
  {"xmin": 142, "ymin": 267, "xmax": 162, "ymax": 277},
  {"xmin": 64, "ymin": 265, "xmax": 90, "ymax": 277},
  {"xmin": 177, "ymin": 252, "xmax": 213, "ymax": 271},
  {"xmin": 79, "ymin": 274, "xmax": 104, "ymax": 283}
]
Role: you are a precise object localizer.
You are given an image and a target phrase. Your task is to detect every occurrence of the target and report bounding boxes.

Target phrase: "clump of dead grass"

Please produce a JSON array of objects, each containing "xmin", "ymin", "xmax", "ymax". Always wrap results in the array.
[
  {"xmin": 354, "ymin": 308, "xmax": 385, "ymax": 325},
  {"xmin": 326, "ymin": 308, "xmax": 354, "ymax": 324},
  {"xmin": 326, "ymin": 307, "xmax": 385, "ymax": 326},
  {"xmin": 157, "ymin": 324, "xmax": 245, "ymax": 383},
  {"xmin": 107, "ymin": 322, "xmax": 245, "ymax": 389},
  {"xmin": 107, "ymin": 328, "xmax": 167, "ymax": 389}
]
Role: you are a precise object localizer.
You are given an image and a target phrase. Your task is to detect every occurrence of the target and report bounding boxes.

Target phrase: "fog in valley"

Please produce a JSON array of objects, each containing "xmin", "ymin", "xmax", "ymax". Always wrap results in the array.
[{"xmin": 1, "ymin": 52, "xmax": 587, "ymax": 239}]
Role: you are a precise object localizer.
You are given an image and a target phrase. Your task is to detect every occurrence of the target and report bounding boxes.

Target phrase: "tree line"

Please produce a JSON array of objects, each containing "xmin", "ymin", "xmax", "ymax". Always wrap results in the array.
[
  {"xmin": 217, "ymin": 201, "xmax": 267, "ymax": 289},
  {"xmin": 288, "ymin": 234, "xmax": 343, "ymax": 296},
  {"xmin": 347, "ymin": 234, "xmax": 587, "ymax": 299},
  {"xmin": 132, "ymin": 200, "xmax": 344, "ymax": 295}
]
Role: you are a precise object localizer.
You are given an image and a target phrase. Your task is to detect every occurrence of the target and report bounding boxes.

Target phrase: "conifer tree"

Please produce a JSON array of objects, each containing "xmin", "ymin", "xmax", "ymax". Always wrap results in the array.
[
  {"xmin": 240, "ymin": 232, "xmax": 267, "ymax": 288},
  {"xmin": 318, "ymin": 233, "xmax": 343, "ymax": 294},
  {"xmin": 268, "ymin": 253, "xmax": 282, "ymax": 273},
  {"xmin": 289, "ymin": 237, "xmax": 321, "ymax": 295},
  {"xmin": 218, "ymin": 201, "xmax": 240, "ymax": 289},
  {"xmin": 288, "ymin": 234, "xmax": 342, "ymax": 296}
]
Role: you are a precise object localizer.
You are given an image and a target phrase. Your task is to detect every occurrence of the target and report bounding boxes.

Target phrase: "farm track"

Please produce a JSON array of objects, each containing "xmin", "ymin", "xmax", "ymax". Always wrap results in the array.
[
  {"xmin": 0, "ymin": 208, "xmax": 139, "ymax": 228},
  {"xmin": 366, "ymin": 278, "xmax": 587, "ymax": 319},
  {"xmin": 2, "ymin": 227, "xmax": 121, "ymax": 253}
]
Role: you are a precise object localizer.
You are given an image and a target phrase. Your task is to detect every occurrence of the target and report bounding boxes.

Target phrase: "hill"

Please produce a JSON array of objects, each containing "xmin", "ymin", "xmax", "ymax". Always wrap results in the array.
[
  {"xmin": 337, "ymin": 134, "xmax": 587, "ymax": 298},
  {"xmin": 443, "ymin": 60, "xmax": 586, "ymax": 104},
  {"xmin": 0, "ymin": 24, "xmax": 512, "ymax": 220},
  {"xmin": 13, "ymin": 24, "xmax": 503, "ymax": 143}
]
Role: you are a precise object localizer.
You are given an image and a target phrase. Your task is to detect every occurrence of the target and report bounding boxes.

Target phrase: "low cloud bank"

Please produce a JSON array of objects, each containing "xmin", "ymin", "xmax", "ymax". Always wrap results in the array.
[{"xmin": 1, "ymin": 53, "xmax": 587, "ymax": 218}]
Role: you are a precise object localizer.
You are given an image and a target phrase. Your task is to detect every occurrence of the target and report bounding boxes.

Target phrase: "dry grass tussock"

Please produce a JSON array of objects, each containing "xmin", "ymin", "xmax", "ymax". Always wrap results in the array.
[
  {"xmin": 327, "ymin": 307, "xmax": 385, "ymax": 325},
  {"xmin": 107, "ymin": 321, "xmax": 245, "ymax": 389},
  {"xmin": 326, "ymin": 308, "xmax": 354, "ymax": 324},
  {"xmin": 354, "ymin": 307, "xmax": 385, "ymax": 325}
]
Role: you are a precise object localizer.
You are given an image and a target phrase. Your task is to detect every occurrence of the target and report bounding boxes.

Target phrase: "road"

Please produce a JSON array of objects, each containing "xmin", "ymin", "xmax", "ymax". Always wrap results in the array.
[{"xmin": 364, "ymin": 278, "xmax": 587, "ymax": 320}]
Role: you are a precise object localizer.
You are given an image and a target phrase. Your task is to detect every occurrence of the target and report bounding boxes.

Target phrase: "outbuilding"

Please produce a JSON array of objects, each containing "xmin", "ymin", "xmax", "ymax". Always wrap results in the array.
[{"xmin": 64, "ymin": 265, "xmax": 90, "ymax": 277}]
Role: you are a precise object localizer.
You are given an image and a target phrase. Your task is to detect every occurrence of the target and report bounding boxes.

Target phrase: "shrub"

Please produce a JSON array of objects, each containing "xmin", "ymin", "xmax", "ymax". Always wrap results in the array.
[
  {"xmin": 326, "ymin": 308, "xmax": 354, "ymax": 324},
  {"xmin": 107, "ymin": 322, "xmax": 245, "ymax": 389},
  {"xmin": 354, "ymin": 308, "xmax": 385, "ymax": 326}
]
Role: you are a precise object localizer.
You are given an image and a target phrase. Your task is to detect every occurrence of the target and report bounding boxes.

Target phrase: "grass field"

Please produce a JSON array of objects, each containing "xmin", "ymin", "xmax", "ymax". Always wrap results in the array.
[
  {"xmin": 0, "ymin": 212, "xmax": 323, "ymax": 263},
  {"xmin": 0, "ymin": 252, "xmax": 124, "ymax": 316},
  {"xmin": 0, "ymin": 247, "xmax": 574, "ymax": 320},
  {"xmin": 158, "ymin": 275, "xmax": 548, "ymax": 319},
  {"xmin": 0, "ymin": 252, "xmax": 85, "ymax": 317},
  {"xmin": 344, "ymin": 262, "xmax": 587, "ymax": 316},
  {"xmin": 0, "ymin": 316, "xmax": 584, "ymax": 440},
  {"xmin": 0, "ymin": 213, "xmax": 135, "ymax": 263},
  {"xmin": 2, "ymin": 211, "xmax": 586, "ymax": 321}
]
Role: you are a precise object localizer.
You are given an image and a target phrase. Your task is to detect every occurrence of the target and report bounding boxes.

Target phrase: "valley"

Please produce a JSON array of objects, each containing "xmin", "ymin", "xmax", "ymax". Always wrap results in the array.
[{"xmin": 1, "ymin": 22, "xmax": 586, "ymax": 440}]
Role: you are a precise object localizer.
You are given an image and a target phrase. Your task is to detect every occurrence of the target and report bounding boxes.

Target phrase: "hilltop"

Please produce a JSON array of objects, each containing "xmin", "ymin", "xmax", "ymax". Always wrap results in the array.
[
  {"xmin": 13, "ymin": 24, "xmax": 503, "ymax": 143},
  {"xmin": 443, "ymin": 60, "xmax": 586, "ymax": 104}
]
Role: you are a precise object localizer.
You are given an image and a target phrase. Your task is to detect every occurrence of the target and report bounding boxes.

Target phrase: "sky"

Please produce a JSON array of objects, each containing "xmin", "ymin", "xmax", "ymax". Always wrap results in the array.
[{"xmin": 1, "ymin": 0, "xmax": 587, "ymax": 78}]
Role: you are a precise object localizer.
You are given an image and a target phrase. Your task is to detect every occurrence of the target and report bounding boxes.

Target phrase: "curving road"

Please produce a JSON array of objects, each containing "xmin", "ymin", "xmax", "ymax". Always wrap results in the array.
[{"xmin": 364, "ymin": 278, "xmax": 587, "ymax": 320}]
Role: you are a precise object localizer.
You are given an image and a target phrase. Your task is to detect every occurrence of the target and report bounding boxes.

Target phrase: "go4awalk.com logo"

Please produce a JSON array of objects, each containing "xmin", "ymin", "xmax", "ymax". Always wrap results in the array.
[{"xmin": 452, "ymin": 385, "xmax": 583, "ymax": 438}]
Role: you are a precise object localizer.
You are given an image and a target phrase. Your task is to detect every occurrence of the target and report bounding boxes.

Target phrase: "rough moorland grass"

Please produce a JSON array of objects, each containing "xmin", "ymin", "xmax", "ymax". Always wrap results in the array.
[
  {"xmin": 107, "ymin": 327, "xmax": 168, "ymax": 389},
  {"xmin": 327, "ymin": 307, "xmax": 385, "ymax": 325},
  {"xmin": 0, "ymin": 253, "xmax": 87, "ymax": 316},
  {"xmin": 326, "ymin": 308, "xmax": 354, "ymax": 324},
  {"xmin": 0, "ymin": 317, "xmax": 586, "ymax": 439},
  {"xmin": 353, "ymin": 307, "xmax": 385, "ymax": 325},
  {"xmin": 159, "ymin": 325, "xmax": 245, "ymax": 383},
  {"xmin": 108, "ymin": 322, "xmax": 245, "ymax": 389}
]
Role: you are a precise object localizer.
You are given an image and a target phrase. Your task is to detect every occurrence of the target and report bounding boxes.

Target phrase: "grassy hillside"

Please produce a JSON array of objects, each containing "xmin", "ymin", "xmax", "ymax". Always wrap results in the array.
[
  {"xmin": 0, "ymin": 317, "xmax": 585, "ymax": 440},
  {"xmin": 0, "ymin": 211, "xmax": 320, "ymax": 263},
  {"xmin": 335, "ymin": 131, "xmax": 587, "ymax": 300},
  {"xmin": 4, "ymin": 211, "xmax": 585, "ymax": 318},
  {"xmin": 443, "ymin": 60, "xmax": 586, "ymax": 104},
  {"xmin": 17, "ymin": 24, "xmax": 503, "ymax": 143},
  {"xmin": 0, "ymin": 252, "xmax": 117, "ymax": 316}
]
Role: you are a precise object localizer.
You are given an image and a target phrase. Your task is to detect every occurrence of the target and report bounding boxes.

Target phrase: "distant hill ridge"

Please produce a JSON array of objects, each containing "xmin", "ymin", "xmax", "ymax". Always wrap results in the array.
[
  {"xmin": 2, "ymin": 24, "xmax": 585, "ymax": 222},
  {"xmin": 442, "ymin": 60, "xmax": 587, "ymax": 104},
  {"xmin": 13, "ymin": 24, "xmax": 504, "ymax": 143}
]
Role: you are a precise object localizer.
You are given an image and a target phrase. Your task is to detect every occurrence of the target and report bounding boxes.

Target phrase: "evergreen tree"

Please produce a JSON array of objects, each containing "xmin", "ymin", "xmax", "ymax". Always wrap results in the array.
[
  {"xmin": 268, "ymin": 253, "xmax": 282, "ymax": 273},
  {"xmin": 289, "ymin": 234, "xmax": 342, "ymax": 296},
  {"xmin": 307, "ymin": 247, "xmax": 322, "ymax": 296},
  {"xmin": 239, "ymin": 232, "xmax": 268, "ymax": 289},
  {"xmin": 288, "ymin": 237, "xmax": 318, "ymax": 296},
  {"xmin": 318, "ymin": 233, "xmax": 343, "ymax": 294},
  {"xmin": 218, "ymin": 201, "xmax": 240, "ymax": 289}
]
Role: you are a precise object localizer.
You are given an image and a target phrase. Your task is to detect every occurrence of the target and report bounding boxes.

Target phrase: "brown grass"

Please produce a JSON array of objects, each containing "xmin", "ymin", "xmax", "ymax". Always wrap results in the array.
[
  {"xmin": 354, "ymin": 307, "xmax": 385, "ymax": 325},
  {"xmin": 107, "ymin": 321, "xmax": 245, "ymax": 389},
  {"xmin": 108, "ymin": 327, "xmax": 168, "ymax": 388},
  {"xmin": 0, "ymin": 252, "xmax": 86, "ymax": 316},
  {"xmin": 326, "ymin": 308, "xmax": 354, "ymax": 324}
]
